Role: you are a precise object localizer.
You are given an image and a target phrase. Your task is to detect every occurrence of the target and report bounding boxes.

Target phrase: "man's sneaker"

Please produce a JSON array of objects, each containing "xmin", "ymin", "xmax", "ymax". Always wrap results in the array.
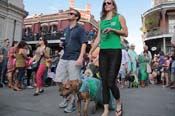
[
  {"xmin": 59, "ymin": 98, "xmax": 68, "ymax": 108},
  {"xmin": 27, "ymin": 86, "xmax": 34, "ymax": 89},
  {"xmin": 150, "ymin": 80, "xmax": 154, "ymax": 85},
  {"xmin": 64, "ymin": 103, "xmax": 76, "ymax": 113}
]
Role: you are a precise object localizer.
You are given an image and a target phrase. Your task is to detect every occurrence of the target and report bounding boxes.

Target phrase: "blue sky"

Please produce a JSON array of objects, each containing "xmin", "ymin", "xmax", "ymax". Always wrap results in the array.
[{"xmin": 24, "ymin": 0, "xmax": 152, "ymax": 54}]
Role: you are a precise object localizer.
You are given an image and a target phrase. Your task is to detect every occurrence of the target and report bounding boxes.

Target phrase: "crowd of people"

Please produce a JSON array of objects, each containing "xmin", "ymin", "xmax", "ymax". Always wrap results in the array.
[
  {"xmin": 1, "ymin": 0, "xmax": 175, "ymax": 116},
  {"xmin": 116, "ymin": 44, "xmax": 175, "ymax": 89},
  {"xmin": 0, "ymin": 38, "xmax": 60, "ymax": 92}
]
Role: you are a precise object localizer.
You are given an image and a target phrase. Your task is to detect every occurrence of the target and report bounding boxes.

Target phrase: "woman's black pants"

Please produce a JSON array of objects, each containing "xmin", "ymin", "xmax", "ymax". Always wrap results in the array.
[{"xmin": 99, "ymin": 49, "xmax": 121, "ymax": 104}]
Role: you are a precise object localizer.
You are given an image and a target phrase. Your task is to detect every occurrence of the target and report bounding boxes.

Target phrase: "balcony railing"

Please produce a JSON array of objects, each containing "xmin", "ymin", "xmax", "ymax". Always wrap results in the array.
[
  {"xmin": 22, "ymin": 31, "xmax": 96, "ymax": 42},
  {"xmin": 1, "ymin": 0, "xmax": 8, "ymax": 2},
  {"xmin": 22, "ymin": 32, "xmax": 64, "ymax": 41},
  {"xmin": 154, "ymin": 0, "xmax": 175, "ymax": 6},
  {"xmin": 145, "ymin": 27, "xmax": 174, "ymax": 38}
]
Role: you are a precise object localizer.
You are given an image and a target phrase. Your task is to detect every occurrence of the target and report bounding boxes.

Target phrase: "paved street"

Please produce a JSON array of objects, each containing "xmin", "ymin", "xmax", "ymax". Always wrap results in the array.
[{"xmin": 0, "ymin": 85, "xmax": 175, "ymax": 116}]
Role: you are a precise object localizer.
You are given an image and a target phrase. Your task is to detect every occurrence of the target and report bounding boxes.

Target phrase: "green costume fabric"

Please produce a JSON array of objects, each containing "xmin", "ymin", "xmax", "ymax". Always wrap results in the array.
[
  {"xmin": 79, "ymin": 76, "xmax": 100, "ymax": 100},
  {"xmin": 79, "ymin": 76, "xmax": 116, "ymax": 110},
  {"xmin": 138, "ymin": 55, "xmax": 150, "ymax": 80},
  {"xmin": 87, "ymin": 78, "xmax": 100, "ymax": 100}
]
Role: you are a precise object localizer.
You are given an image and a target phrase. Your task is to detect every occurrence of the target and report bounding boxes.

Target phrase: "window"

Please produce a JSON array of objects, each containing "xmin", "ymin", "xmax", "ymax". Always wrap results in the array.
[
  {"xmin": 0, "ymin": 17, "xmax": 5, "ymax": 40},
  {"xmin": 168, "ymin": 15, "xmax": 175, "ymax": 33}
]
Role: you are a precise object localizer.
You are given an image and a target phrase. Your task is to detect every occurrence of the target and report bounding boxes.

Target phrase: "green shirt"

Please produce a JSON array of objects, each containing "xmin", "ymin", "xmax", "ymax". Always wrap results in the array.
[{"xmin": 100, "ymin": 14, "xmax": 121, "ymax": 49}]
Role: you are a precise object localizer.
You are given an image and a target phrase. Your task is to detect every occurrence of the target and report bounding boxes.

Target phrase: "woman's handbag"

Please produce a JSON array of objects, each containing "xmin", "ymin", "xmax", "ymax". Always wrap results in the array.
[
  {"xmin": 32, "ymin": 47, "xmax": 47, "ymax": 71},
  {"xmin": 32, "ymin": 54, "xmax": 44, "ymax": 71},
  {"xmin": 146, "ymin": 63, "xmax": 152, "ymax": 73}
]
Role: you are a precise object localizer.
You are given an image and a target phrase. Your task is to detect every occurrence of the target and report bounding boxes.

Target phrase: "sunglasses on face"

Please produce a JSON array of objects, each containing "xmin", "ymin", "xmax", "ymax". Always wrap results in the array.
[
  {"xmin": 39, "ymin": 39, "xmax": 43, "ymax": 41},
  {"xmin": 69, "ymin": 12, "xmax": 77, "ymax": 17},
  {"xmin": 103, "ymin": 1, "xmax": 112, "ymax": 6}
]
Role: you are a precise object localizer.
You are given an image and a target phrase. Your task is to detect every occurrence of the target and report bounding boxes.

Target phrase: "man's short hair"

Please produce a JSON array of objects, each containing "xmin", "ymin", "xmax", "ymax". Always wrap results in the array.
[
  {"xmin": 4, "ymin": 39, "xmax": 9, "ymax": 42},
  {"xmin": 71, "ymin": 8, "xmax": 81, "ymax": 21}
]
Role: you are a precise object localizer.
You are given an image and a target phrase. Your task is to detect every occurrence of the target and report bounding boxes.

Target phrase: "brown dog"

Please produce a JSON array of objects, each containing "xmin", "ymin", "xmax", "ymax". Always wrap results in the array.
[{"xmin": 60, "ymin": 79, "xmax": 98, "ymax": 116}]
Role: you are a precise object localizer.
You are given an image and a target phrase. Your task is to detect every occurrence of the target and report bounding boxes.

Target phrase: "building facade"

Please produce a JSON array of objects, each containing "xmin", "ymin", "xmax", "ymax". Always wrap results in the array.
[
  {"xmin": 0, "ymin": 0, "xmax": 28, "ymax": 44},
  {"xmin": 23, "ymin": 0, "xmax": 98, "ymax": 50},
  {"xmin": 141, "ymin": 0, "xmax": 175, "ymax": 55}
]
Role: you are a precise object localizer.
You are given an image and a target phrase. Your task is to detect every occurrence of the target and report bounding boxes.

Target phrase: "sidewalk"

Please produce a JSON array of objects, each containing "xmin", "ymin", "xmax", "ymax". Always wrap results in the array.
[{"xmin": 0, "ymin": 85, "xmax": 174, "ymax": 116}]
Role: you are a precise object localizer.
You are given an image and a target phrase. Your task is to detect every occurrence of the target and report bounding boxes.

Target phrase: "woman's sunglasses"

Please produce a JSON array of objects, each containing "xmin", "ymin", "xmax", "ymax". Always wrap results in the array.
[{"xmin": 103, "ymin": 1, "xmax": 112, "ymax": 6}]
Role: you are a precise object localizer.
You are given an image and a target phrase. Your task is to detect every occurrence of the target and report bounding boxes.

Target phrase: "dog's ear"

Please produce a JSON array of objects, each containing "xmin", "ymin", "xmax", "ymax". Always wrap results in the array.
[
  {"xmin": 67, "ymin": 79, "xmax": 71, "ymax": 84},
  {"xmin": 68, "ymin": 82, "xmax": 77, "ymax": 94},
  {"xmin": 70, "ymin": 80, "xmax": 77, "ymax": 88},
  {"xmin": 78, "ymin": 80, "xmax": 82, "ymax": 85},
  {"xmin": 64, "ymin": 81, "xmax": 71, "ymax": 89},
  {"xmin": 74, "ymin": 80, "xmax": 82, "ymax": 89},
  {"xmin": 75, "ymin": 79, "xmax": 81, "ymax": 85},
  {"xmin": 70, "ymin": 80, "xmax": 80, "ymax": 93}
]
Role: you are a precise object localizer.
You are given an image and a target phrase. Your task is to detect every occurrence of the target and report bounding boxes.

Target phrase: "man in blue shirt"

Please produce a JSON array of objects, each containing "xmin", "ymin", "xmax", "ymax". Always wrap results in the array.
[
  {"xmin": 53, "ymin": 8, "xmax": 88, "ymax": 113},
  {"xmin": 1, "ymin": 39, "xmax": 10, "ymax": 86}
]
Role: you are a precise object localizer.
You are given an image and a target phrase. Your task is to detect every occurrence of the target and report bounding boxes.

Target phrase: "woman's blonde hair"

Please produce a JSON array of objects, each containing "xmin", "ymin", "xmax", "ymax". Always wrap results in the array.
[{"xmin": 100, "ymin": 0, "xmax": 117, "ymax": 20}]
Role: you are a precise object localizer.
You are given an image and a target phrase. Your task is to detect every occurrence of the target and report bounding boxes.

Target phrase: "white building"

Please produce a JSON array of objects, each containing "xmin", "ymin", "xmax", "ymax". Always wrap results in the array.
[
  {"xmin": 0, "ymin": 0, "xmax": 28, "ymax": 44},
  {"xmin": 141, "ymin": 0, "xmax": 175, "ymax": 54}
]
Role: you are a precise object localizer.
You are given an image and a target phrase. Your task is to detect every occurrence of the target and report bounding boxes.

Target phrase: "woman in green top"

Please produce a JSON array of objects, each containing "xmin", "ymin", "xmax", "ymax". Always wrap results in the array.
[{"xmin": 89, "ymin": 0, "xmax": 128, "ymax": 116}]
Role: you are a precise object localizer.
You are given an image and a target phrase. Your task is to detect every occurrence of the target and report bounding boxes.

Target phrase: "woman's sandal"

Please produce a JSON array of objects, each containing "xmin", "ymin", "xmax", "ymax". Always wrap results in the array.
[
  {"xmin": 170, "ymin": 86, "xmax": 175, "ymax": 89},
  {"xmin": 116, "ymin": 104, "xmax": 123, "ymax": 116},
  {"xmin": 13, "ymin": 87, "xmax": 22, "ymax": 91},
  {"xmin": 33, "ymin": 92, "xmax": 40, "ymax": 96},
  {"xmin": 8, "ymin": 84, "xmax": 14, "ymax": 88},
  {"xmin": 101, "ymin": 111, "xmax": 109, "ymax": 116}
]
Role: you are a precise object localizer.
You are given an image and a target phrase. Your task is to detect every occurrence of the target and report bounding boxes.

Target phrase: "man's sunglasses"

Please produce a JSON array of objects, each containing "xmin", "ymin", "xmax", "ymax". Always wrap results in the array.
[
  {"xmin": 69, "ymin": 12, "xmax": 77, "ymax": 17},
  {"xmin": 103, "ymin": 2, "xmax": 112, "ymax": 6}
]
